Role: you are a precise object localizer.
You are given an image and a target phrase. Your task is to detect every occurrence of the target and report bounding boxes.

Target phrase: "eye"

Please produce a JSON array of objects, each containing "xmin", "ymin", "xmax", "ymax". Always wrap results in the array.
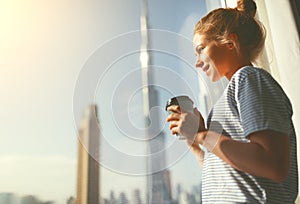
[{"xmin": 195, "ymin": 45, "xmax": 204, "ymax": 54}]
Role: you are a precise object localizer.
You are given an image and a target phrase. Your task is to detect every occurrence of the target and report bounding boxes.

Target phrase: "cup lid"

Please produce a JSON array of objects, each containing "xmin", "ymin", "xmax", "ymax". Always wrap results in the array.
[{"xmin": 165, "ymin": 95, "xmax": 193, "ymax": 110}]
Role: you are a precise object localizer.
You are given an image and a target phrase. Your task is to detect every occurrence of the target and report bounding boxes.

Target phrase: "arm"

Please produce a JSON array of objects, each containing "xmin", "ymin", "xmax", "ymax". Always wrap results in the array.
[
  {"xmin": 167, "ymin": 106, "xmax": 290, "ymax": 183},
  {"xmin": 197, "ymin": 129, "xmax": 290, "ymax": 183},
  {"xmin": 186, "ymin": 139, "xmax": 205, "ymax": 167}
]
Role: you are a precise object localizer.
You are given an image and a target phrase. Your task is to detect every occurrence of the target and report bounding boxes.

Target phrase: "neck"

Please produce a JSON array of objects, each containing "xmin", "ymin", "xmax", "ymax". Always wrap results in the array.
[{"xmin": 225, "ymin": 59, "xmax": 252, "ymax": 80}]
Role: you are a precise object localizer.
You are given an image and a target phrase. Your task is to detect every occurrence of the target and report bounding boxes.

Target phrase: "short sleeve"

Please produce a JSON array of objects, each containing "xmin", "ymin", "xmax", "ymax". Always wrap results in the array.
[{"xmin": 236, "ymin": 68, "xmax": 292, "ymax": 137}]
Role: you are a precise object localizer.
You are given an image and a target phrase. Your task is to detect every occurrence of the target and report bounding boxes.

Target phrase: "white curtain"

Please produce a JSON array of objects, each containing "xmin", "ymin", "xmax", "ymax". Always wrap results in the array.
[
  {"xmin": 225, "ymin": 0, "xmax": 300, "ymax": 202},
  {"xmin": 255, "ymin": 2, "xmax": 300, "ymax": 203}
]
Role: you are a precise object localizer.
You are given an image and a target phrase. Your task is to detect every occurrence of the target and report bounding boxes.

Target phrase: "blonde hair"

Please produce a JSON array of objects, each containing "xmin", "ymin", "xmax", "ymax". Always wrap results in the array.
[{"xmin": 194, "ymin": 0, "xmax": 266, "ymax": 61}]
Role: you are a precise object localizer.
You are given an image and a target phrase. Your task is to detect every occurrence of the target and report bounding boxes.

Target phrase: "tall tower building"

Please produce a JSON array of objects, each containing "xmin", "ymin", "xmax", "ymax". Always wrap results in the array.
[
  {"xmin": 147, "ymin": 88, "xmax": 172, "ymax": 204},
  {"xmin": 76, "ymin": 104, "xmax": 100, "ymax": 204},
  {"xmin": 140, "ymin": 1, "xmax": 172, "ymax": 203}
]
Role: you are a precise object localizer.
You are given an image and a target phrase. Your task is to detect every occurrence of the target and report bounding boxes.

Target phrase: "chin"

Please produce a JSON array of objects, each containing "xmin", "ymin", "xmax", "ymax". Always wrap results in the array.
[{"xmin": 210, "ymin": 75, "xmax": 222, "ymax": 82}]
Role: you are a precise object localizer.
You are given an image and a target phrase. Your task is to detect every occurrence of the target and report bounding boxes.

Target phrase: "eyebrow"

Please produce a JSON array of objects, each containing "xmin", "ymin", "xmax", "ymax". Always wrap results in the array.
[{"xmin": 194, "ymin": 44, "xmax": 203, "ymax": 52}]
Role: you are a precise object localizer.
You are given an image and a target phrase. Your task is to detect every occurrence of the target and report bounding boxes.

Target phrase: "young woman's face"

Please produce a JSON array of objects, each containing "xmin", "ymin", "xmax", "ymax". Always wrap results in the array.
[{"xmin": 193, "ymin": 33, "xmax": 232, "ymax": 82}]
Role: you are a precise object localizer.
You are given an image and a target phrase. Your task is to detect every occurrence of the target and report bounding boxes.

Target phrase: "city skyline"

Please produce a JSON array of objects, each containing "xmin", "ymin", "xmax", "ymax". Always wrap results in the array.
[
  {"xmin": 2, "ymin": 0, "xmax": 300, "ymax": 202},
  {"xmin": 0, "ymin": 1, "xmax": 218, "ymax": 203},
  {"xmin": 0, "ymin": 180, "xmax": 202, "ymax": 204}
]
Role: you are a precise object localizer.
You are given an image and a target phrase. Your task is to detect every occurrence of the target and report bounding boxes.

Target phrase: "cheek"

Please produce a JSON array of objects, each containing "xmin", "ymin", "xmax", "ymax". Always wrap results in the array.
[
  {"xmin": 201, "ymin": 47, "xmax": 218, "ymax": 64},
  {"xmin": 208, "ymin": 48, "xmax": 221, "ymax": 62},
  {"xmin": 199, "ymin": 50, "xmax": 213, "ymax": 63},
  {"xmin": 211, "ymin": 46, "xmax": 227, "ymax": 62},
  {"xmin": 199, "ymin": 53, "xmax": 209, "ymax": 62}
]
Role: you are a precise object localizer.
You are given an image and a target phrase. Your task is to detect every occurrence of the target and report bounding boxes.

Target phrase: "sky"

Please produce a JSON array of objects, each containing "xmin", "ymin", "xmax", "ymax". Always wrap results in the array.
[{"xmin": 0, "ymin": 0, "xmax": 224, "ymax": 203}]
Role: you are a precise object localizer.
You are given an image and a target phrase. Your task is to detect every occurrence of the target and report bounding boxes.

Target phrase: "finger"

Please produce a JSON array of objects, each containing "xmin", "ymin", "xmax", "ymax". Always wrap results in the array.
[
  {"xmin": 169, "ymin": 121, "xmax": 179, "ymax": 130},
  {"xmin": 167, "ymin": 105, "xmax": 181, "ymax": 113},
  {"xmin": 166, "ymin": 113, "xmax": 181, "ymax": 122},
  {"xmin": 171, "ymin": 126, "xmax": 179, "ymax": 135}
]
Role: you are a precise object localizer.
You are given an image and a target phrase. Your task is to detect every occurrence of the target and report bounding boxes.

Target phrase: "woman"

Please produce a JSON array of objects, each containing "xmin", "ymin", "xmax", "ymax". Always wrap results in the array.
[{"xmin": 166, "ymin": 0, "xmax": 298, "ymax": 203}]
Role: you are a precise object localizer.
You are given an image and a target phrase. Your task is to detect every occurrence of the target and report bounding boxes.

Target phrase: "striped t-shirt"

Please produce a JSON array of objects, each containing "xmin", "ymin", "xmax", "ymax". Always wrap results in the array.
[{"xmin": 202, "ymin": 66, "xmax": 298, "ymax": 203}]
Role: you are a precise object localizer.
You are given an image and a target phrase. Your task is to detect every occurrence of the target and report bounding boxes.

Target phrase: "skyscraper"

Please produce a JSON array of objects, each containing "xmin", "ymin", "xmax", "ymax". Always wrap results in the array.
[
  {"xmin": 76, "ymin": 104, "xmax": 100, "ymax": 204},
  {"xmin": 140, "ymin": 1, "xmax": 172, "ymax": 203},
  {"xmin": 66, "ymin": 196, "xmax": 75, "ymax": 204},
  {"xmin": 132, "ymin": 189, "xmax": 142, "ymax": 204},
  {"xmin": 20, "ymin": 195, "xmax": 39, "ymax": 204},
  {"xmin": 147, "ymin": 89, "xmax": 172, "ymax": 204},
  {"xmin": 0, "ymin": 193, "xmax": 17, "ymax": 204},
  {"xmin": 117, "ymin": 192, "xmax": 129, "ymax": 204}
]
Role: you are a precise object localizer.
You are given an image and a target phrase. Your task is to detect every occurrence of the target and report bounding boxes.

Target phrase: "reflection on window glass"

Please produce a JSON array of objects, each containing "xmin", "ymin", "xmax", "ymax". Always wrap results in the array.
[{"xmin": 97, "ymin": 0, "xmax": 225, "ymax": 203}]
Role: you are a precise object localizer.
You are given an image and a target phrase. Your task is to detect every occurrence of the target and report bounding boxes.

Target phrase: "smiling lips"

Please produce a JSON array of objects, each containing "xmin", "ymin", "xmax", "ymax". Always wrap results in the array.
[{"xmin": 202, "ymin": 64, "xmax": 209, "ymax": 72}]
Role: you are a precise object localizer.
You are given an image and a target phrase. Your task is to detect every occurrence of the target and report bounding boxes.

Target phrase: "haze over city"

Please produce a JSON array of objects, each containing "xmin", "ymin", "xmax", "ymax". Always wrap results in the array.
[{"xmin": 1, "ymin": 0, "xmax": 227, "ymax": 203}]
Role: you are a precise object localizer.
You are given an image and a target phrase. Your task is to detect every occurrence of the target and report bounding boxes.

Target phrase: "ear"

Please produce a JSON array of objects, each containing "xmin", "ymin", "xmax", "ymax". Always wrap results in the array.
[
  {"xmin": 226, "ymin": 42, "xmax": 235, "ymax": 50},
  {"xmin": 225, "ymin": 33, "xmax": 238, "ymax": 50}
]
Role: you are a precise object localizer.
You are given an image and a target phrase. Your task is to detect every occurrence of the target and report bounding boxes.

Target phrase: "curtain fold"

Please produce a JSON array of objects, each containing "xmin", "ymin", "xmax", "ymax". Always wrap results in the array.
[{"xmin": 290, "ymin": 0, "xmax": 300, "ymax": 37}]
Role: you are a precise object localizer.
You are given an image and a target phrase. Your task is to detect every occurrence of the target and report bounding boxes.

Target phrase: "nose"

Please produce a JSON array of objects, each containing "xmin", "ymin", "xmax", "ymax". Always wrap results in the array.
[{"xmin": 195, "ymin": 60, "xmax": 204, "ymax": 68}]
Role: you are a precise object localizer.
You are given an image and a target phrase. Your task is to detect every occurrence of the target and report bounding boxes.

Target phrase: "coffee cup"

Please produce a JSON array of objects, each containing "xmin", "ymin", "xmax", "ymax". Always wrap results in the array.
[{"xmin": 165, "ymin": 96, "xmax": 194, "ymax": 139}]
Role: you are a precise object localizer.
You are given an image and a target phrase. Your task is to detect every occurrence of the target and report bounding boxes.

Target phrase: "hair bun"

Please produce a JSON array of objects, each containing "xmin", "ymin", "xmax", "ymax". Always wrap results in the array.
[{"xmin": 236, "ymin": 0, "xmax": 257, "ymax": 18}]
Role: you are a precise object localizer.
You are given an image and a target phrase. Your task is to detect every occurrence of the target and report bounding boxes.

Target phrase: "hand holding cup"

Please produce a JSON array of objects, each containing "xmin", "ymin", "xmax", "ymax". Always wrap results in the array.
[{"xmin": 166, "ymin": 96, "xmax": 205, "ymax": 140}]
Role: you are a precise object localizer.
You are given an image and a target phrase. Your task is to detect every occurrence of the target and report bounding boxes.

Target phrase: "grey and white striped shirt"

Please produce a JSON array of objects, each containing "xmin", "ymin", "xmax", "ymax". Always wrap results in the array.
[{"xmin": 202, "ymin": 66, "xmax": 298, "ymax": 203}]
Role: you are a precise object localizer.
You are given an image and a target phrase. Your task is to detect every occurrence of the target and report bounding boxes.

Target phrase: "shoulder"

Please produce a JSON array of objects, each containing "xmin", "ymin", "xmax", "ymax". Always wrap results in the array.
[
  {"xmin": 231, "ymin": 66, "xmax": 273, "ymax": 83},
  {"xmin": 229, "ymin": 66, "xmax": 283, "ymax": 92},
  {"xmin": 231, "ymin": 66, "xmax": 293, "ymax": 114}
]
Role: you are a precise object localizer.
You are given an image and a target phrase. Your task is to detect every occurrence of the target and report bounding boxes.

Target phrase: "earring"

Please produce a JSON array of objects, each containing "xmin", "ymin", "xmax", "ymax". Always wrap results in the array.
[{"xmin": 227, "ymin": 43, "xmax": 234, "ymax": 49}]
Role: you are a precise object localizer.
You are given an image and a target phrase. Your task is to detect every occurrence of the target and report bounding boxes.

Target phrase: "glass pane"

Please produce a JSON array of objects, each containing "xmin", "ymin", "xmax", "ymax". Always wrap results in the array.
[{"xmin": 0, "ymin": 0, "xmax": 223, "ymax": 203}]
